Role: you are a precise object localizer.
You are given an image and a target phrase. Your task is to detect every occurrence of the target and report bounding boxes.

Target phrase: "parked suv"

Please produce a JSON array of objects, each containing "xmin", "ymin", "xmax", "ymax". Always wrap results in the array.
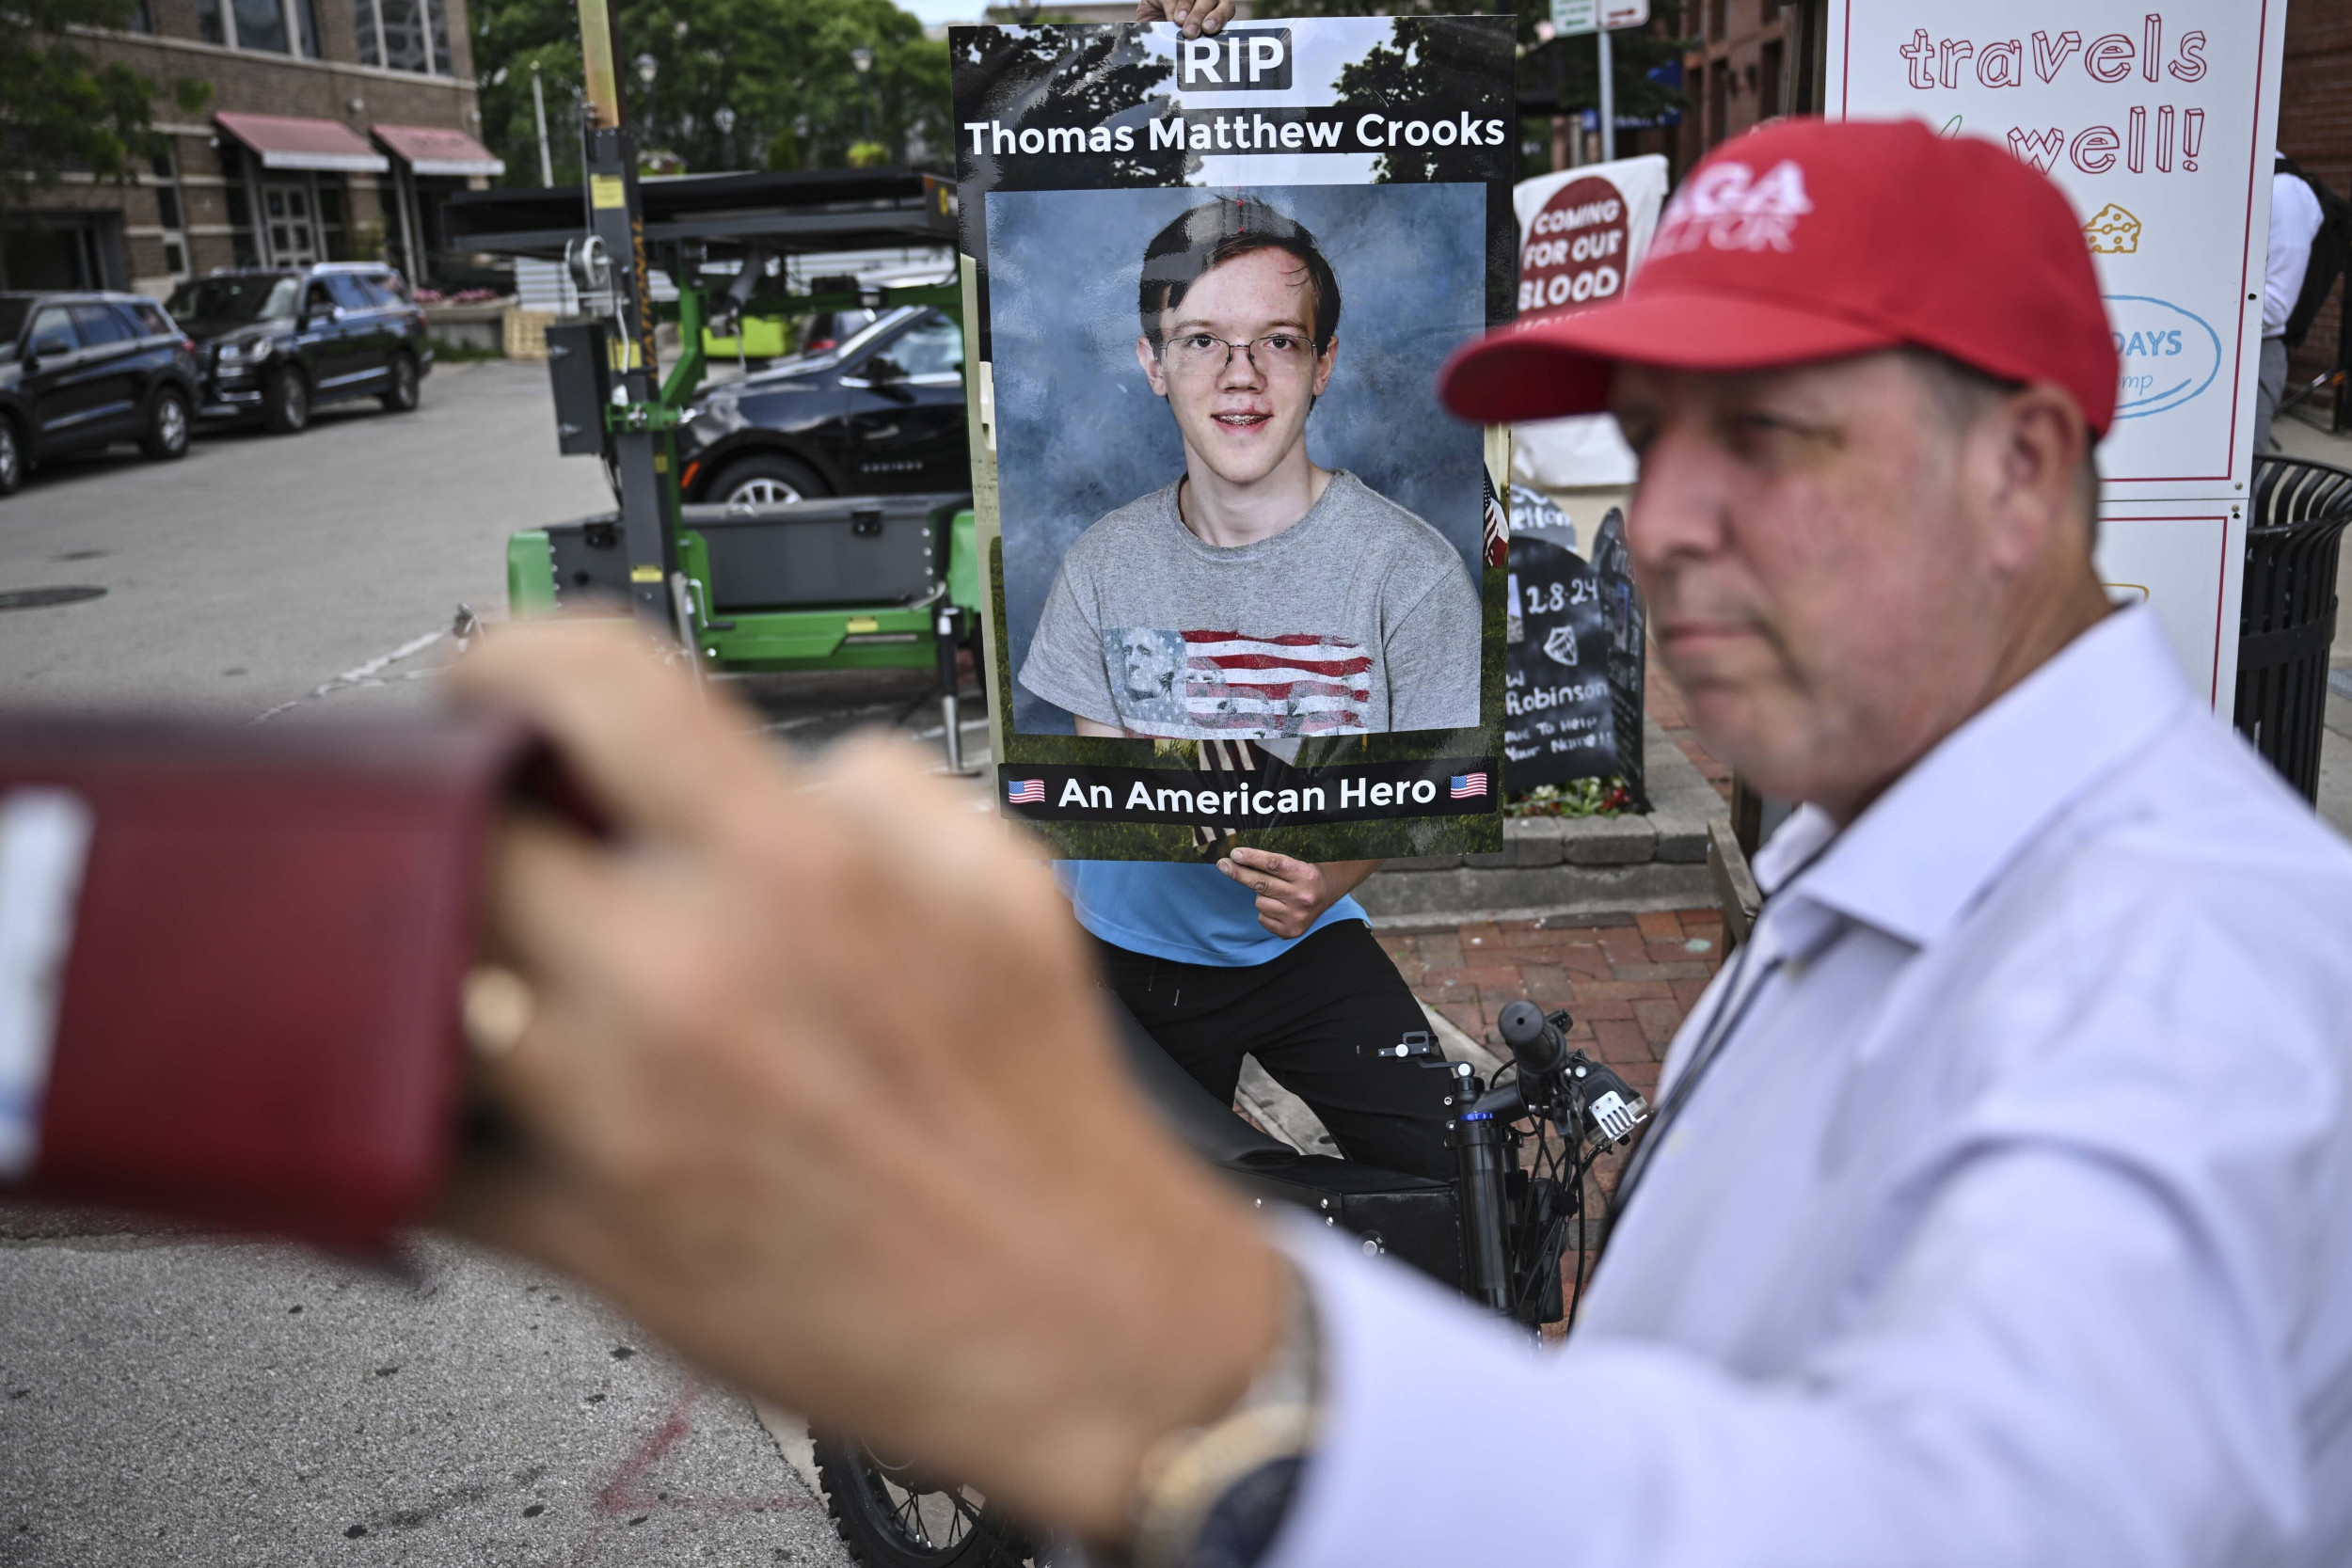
[
  {"xmin": 169, "ymin": 263, "xmax": 430, "ymax": 435},
  {"xmin": 676, "ymin": 305, "xmax": 968, "ymax": 507},
  {"xmin": 0, "ymin": 292, "xmax": 201, "ymax": 497}
]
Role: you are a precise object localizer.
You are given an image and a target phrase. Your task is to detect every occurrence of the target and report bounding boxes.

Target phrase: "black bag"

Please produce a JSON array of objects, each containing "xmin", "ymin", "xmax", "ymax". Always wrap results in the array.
[{"xmin": 2277, "ymin": 154, "xmax": 2350, "ymax": 351}]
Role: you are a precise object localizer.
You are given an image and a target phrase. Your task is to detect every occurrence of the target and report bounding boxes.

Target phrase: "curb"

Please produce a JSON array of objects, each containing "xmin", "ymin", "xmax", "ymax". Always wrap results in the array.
[{"xmin": 1357, "ymin": 717, "xmax": 1730, "ymax": 924}]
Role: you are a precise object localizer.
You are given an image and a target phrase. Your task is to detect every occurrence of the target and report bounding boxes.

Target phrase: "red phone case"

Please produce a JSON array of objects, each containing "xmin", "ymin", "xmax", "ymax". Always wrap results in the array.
[{"xmin": 0, "ymin": 712, "xmax": 539, "ymax": 1247}]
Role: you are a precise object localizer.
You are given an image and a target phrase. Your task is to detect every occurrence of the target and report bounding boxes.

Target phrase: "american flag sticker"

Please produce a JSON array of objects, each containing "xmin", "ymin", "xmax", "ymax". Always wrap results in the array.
[
  {"xmin": 1006, "ymin": 779, "xmax": 1047, "ymax": 804},
  {"xmin": 1104, "ymin": 627, "xmax": 1372, "ymax": 738},
  {"xmin": 1450, "ymin": 772, "xmax": 1489, "ymax": 799}
]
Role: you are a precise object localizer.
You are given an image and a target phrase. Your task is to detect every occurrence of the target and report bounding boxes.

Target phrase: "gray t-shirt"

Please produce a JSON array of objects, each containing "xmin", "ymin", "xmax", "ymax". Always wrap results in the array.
[{"xmin": 1019, "ymin": 471, "xmax": 1482, "ymax": 738}]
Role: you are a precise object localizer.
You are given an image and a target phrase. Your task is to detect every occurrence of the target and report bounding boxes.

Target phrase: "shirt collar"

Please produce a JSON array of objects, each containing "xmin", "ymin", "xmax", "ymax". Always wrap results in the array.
[{"xmin": 1750, "ymin": 604, "xmax": 2191, "ymax": 950}]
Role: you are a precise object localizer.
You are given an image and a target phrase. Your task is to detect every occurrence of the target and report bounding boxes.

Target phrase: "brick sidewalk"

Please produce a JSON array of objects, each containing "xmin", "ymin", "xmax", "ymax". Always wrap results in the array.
[{"xmin": 1378, "ymin": 908, "xmax": 1724, "ymax": 1103}]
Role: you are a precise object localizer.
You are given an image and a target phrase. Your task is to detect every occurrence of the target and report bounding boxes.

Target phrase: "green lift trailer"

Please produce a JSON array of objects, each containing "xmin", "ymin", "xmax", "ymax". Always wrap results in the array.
[{"xmin": 442, "ymin": 160, "xmax": 985, "ymax": 769}]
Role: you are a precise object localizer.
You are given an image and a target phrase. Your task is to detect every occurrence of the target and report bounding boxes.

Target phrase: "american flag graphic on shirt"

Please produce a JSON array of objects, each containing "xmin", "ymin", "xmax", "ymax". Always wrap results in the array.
[{"xmin": 1104, "ymin": 627, "xmax": 1374, "ymax": 739}]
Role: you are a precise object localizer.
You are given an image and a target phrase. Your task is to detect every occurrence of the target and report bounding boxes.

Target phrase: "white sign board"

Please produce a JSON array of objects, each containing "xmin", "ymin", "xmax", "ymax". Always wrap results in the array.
[
  {"xmin": 1827, "ymin": 0, "xmax": 2285, "ymax": 705},
  {"xmin": 1549, "ymin": 0, "xmax": 1648, "ymax": 39},
  {"xmin": 1511, "ymin": 153, "xmax": 1669, "ymax": 490}
]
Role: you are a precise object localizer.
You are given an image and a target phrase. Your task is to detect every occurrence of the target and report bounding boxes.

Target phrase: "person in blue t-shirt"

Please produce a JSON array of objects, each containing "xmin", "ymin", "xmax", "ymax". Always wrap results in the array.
[{"xmin": 1059, "ymin": 851, "xmax": 1455, "ymax": 1180}]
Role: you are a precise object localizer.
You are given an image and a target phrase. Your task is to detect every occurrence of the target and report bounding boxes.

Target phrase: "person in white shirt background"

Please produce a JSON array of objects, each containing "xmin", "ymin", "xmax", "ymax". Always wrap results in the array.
[
  {"xmin": 439, "ymin": 119, "xmax": 2352, "ymax": 1568},
  {"xmin": 2260, "ymin": 153, "xmax": 2326, "ymax": 456}
]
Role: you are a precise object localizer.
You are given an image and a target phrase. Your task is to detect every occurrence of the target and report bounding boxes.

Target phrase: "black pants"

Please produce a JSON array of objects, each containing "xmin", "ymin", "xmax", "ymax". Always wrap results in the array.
[{"xmin": 1094, "ymin": 920, "xmax": 1455, "ymax": 1180}]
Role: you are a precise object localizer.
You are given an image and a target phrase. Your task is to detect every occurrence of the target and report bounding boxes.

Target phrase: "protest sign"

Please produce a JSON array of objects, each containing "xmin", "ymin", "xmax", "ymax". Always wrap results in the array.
[
  {"xmin": 1827, "ymin": 0, "xmax": 2287, "ymax": 705},
  {"xmin": 952, "ymin": 16, "xmax": 1515, "ymax": 860},
  {"xmin": 1509, "ymin": 153, "xmax": 1668, "ymax": 491},
  {"xmin": 1503, "ymin": 498, "xmax": 1645, "ymax": 800}
]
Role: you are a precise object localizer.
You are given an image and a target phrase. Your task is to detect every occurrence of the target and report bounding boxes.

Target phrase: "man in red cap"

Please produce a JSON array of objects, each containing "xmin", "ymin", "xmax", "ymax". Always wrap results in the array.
[{"xmin": 450, "ymin": 120, "xmax": 2352, "ymax": 1568}]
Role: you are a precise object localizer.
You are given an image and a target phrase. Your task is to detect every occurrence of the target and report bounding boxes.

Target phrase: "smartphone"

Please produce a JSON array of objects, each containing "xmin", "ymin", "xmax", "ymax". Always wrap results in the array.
[{"xmin": 0, "ymin": 711, "xmax": 557, "ymax": 1247}]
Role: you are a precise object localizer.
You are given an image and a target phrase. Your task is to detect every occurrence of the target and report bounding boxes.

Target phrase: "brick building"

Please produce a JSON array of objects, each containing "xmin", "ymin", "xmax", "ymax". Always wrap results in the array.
[
  {"xmin": 1677, "ymin": 0, "xmax": 1796, "ymax": 165},
  {"xmin": 4, "ymin": 0, "xmax": 502, "ymax": 296},
  {"xmin": 2277, "ymin": 0, "xmax": 2352, "ymax": 406}
]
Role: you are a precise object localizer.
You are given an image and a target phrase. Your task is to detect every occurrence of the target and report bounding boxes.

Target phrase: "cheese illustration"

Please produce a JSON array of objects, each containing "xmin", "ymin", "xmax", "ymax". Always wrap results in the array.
[{"xmin": 2083, "ymin": 203, "xmax": 2142, "ymax": 256}]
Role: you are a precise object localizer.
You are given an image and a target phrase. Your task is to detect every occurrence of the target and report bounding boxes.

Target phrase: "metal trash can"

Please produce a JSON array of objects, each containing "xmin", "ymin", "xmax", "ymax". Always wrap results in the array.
[{"xmin": 2233, "ymin": 455, "xmax": 2352, "ymax": 801}]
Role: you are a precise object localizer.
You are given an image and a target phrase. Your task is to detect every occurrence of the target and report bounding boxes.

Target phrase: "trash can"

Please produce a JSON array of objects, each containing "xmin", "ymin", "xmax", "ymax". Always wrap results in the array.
[{"xmin": 2233, "ymin": 455, "xmax": 2352, "ymax": 801}]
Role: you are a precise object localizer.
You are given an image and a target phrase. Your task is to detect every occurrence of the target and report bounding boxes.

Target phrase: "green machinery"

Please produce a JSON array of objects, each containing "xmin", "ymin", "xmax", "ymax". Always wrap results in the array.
[{"xmin": 442, "ymin": 92, "xmax": 983, "ymax": 768}]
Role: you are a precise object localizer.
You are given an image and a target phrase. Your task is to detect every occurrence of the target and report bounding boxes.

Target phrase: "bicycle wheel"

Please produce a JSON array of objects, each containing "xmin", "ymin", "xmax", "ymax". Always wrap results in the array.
[{"xmin": 812, "ymin": 1433, "xmax": 1031, "ymax": 1568}]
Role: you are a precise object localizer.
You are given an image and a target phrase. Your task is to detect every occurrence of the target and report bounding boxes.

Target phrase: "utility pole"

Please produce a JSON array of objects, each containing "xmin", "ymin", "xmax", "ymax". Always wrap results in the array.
[
  {"xmin": 576, "ymin": 0, "xmax": 679, "ymax": 631},
  {"xmin": 531, "ymin": 63, "xmax": 554, "ymax": 186},
  {"xmin": 1597, "ymin": 26, "xmax": 1615, "ymax": 163}
]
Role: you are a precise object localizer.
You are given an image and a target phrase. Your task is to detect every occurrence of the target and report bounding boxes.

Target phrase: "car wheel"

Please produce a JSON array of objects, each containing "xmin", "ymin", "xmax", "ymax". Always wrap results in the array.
[
  {"xmin": 264, "ymin": 367, "xmax": 310, "ymax": 435},
  {"xmin": 0, "ymin": 419, "xmax": 23, "ymax": 497},
  {"xmin": 140, "ymin": 387, "xmax": 191, "ymax": 461},
  {"xmin": 710, "ymin": 452, "xmax": 828, "ymax": 511},
  {"xmin": 379, "ymin": 352, "xmax": 421, "ymax": 413}
]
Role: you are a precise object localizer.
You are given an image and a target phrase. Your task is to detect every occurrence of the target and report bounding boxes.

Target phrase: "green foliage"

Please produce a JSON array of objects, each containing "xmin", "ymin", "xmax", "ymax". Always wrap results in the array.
[
  {"xmin": 1287, "ymin": 0, "xmax": 1691, "ymax": 145},
  {"xmin": 472, "ymin": 0, "xmax": 952, "ymax": 185},
  {"xmin": 0, "ymin": 0, "xmax": 213, "ymax": 218}
]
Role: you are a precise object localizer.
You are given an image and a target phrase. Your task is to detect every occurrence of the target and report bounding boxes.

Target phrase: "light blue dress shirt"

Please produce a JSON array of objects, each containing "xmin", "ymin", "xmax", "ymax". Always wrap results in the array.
[{"xmin": 1269, "ymin": 606, "xmax": 2352, "ymax": 1566}]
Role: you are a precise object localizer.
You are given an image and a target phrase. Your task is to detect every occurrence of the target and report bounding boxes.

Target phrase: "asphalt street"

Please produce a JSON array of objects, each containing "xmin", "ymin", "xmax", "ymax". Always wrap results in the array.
[{"xmin": 0, "ymin": 360, "xmax": 973, "ymax": 1567}]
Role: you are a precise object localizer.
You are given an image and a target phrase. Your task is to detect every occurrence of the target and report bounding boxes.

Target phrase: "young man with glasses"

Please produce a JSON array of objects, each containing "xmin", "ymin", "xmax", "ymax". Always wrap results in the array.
[
  {"xmin": 1019, "ymin": 196, "xmax": 1481, "ymax": 742},
  {"xmin": 1011, "ymin": 196, "xmax": 1484, "ymax": 1180}
]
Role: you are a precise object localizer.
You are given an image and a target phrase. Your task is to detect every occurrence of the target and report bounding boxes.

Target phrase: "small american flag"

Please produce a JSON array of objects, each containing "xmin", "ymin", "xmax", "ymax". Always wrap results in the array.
[
  {"xmin": 1450, "ymin": 772, "xmax": 1489, "ymax": 800},
  {"xmin": 1006, "ymin": 778, "xmax": 1046, "ymax": 804}
]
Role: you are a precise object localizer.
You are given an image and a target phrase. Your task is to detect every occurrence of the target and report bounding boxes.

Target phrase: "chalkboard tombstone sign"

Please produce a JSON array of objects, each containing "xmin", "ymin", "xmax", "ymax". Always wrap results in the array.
[{"xmin": 1502, "ymin": 501, "xmax": 1646, "ymax": 807}]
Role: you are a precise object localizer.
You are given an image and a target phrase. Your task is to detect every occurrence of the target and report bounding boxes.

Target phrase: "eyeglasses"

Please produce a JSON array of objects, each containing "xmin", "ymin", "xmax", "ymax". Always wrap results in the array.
[{"xmin": 1156, "ymin": 331, "xmax": 1321, "ymax": 379}]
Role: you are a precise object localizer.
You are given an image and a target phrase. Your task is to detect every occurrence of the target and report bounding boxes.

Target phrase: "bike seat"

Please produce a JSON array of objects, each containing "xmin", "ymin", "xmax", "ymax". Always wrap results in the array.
[{"xmin": 1104, "ymin": 994, "xmax": 1295, "ymax": 1166}]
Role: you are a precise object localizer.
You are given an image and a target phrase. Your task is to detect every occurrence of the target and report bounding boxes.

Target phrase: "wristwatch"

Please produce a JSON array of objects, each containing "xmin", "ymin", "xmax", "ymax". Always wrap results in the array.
[{"xmin": 1127, "ymin": 1264, "xmax": 1322, "ymax": 1568}]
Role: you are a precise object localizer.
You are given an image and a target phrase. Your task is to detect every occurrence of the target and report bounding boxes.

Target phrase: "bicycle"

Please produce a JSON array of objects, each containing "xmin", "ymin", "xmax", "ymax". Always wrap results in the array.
[{"xmin": 811, "ymin": 997, "xmax": 1649, "ymax": 1567}]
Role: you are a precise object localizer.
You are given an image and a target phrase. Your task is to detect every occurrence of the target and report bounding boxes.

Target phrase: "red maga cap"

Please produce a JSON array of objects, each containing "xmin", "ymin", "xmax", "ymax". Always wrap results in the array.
[{"xmin": 1440, "ymin": 118, "xmax": 2120, "ymax": 436}]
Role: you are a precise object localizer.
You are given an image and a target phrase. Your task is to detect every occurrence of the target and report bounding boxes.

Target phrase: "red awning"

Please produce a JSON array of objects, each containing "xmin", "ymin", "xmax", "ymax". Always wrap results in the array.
[
  {"xmin": 215, "ymin": 111, "xmax": 389, "ymax": 173},
  {"xmin": 373, "ymin": 123, "xmax": 505, "ymax": 179}
]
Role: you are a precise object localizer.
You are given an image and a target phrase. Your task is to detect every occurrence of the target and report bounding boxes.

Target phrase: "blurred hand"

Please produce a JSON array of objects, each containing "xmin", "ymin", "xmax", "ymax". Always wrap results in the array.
[
  {"xmin": 441, "ymin": 622, "xmax": 1279, "ymax": 1548},
  {"xmin": 1134, "ymin": 0, "xmax": 1234, "ymax": 39},
  {"xmin": 1218, "ymin": 847, "xmax": 1379, "ymax": 940}
]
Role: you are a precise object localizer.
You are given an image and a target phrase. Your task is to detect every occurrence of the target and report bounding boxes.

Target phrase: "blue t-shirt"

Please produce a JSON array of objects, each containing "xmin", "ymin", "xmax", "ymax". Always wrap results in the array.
[{"xmin": 1057, "ymin": 860, "xmax": 1369, "ymax": 968}]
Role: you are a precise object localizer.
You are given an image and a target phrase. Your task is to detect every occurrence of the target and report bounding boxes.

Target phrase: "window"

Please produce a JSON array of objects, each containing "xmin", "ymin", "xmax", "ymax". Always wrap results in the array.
[
  {"xmin": 204, "ymin": 0, "xmax": 323, "ymax": 55},
  {"xmin": 1759, "ymin": 40, "xmax": 1785, "ymax": 119},
  {"xmin": 70, "ymin": 303, "xmax": 132, "ymax": 346},
  {"xmin": 1707, "ymin": 0, "xmax": 1726, "ymax": 41},
  {"xmin": 353, "ymin": 0, "xmax": 451, "ymax": 72},
  {"xmin": 358, "ymin": 275, "xmax": 405, "ymax": 307},
  {"xmin": 128, "ymin": 301, "xmax": 173, "ymax": 336},
  {"xmin": 27, "ymin": 309, "xmax": 78, "ymax": 358},
  {"xmin": 326, "ymin": 274, "xmax": 375, "ymax": 311},
  {"xmin": 151, "ymin": 148, "xmax": 191, "ymax": 285},
  {"xmin": 875, "ymin": 316, "xmax": 963, "ymax": 379}
]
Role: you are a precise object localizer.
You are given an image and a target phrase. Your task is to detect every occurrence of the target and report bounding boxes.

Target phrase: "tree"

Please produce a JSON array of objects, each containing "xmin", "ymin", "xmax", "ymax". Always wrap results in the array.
[
  {"xmin": 472, "ymin": 0, "xmax": 953, "ymax": 184},
  {"xmin": 1282, "ymin": 0, "xmax": 1690, "ymax": 164},
  {"xmin": 0, "ymin": 0, "xmax": 211, "ymax": 284}
]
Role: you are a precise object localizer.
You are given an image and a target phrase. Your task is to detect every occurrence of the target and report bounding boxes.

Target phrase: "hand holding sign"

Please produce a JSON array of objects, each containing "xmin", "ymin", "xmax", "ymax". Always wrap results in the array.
[
  {"xmin": 1133, "ymin": 0, "xmax": 1233, "ymax": 40},
  {"xmin": 1217, "ymin": 846, "xmax": 1375, "ymax": 939}
]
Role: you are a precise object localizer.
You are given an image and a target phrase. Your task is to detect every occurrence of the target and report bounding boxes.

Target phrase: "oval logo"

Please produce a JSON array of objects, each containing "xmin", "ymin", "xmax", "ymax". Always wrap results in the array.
[
  {"xmin": 2105, "ymin": 294, "xmax": 2221, "ymax": 420},
  {"xmin": 1519, "ymin": 176, "xmax": 1629, "ymax": 321}
]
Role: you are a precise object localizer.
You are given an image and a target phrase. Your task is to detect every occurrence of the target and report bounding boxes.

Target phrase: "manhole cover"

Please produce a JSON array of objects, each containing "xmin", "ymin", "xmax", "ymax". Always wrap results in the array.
[{"xmin": 0, "ymin": 586, "xmax": 105, "ymax": 611}]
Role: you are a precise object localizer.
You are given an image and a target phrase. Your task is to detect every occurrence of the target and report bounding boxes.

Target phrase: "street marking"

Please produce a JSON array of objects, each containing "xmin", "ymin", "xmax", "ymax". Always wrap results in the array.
[{"xmin": 252, "ymin": 627, "xmax": 446, "ymax": 722}]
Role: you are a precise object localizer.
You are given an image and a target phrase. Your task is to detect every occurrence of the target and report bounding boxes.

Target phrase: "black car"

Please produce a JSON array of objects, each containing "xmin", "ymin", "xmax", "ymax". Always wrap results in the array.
[
  {"xmin": 169, "ymin": 263, "xmax": 431, "ymax": 435},
  {"xmin": 676, "ymin": 305, "xmax": 968, "ymax": 507},
  {"xmin": 0, "ymin": 292, "xmax": 201, "ymax": 497}
]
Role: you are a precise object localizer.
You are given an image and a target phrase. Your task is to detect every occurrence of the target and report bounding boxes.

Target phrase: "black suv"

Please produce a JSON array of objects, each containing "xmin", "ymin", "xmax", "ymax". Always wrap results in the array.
[
  {"xmin": 676, "ymin": 305, "xmax": 968, "ymax": 507},
  {"xmin": 169, "ymin": 263, "xmax": 430, "ymax": 435},
  {"xmin": 0, "ymin": 292, "xmax": 201, "ymax": 497}
]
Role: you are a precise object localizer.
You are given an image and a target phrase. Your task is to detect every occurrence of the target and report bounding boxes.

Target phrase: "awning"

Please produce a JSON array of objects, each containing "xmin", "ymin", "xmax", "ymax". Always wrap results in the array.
[
  {"xmin": 214, "ymin": 111, "xmax": 389, "ymax": 173},
  {"xmin": 373, "ymin": 123, "xmax": 505, "ymax": 179}
]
